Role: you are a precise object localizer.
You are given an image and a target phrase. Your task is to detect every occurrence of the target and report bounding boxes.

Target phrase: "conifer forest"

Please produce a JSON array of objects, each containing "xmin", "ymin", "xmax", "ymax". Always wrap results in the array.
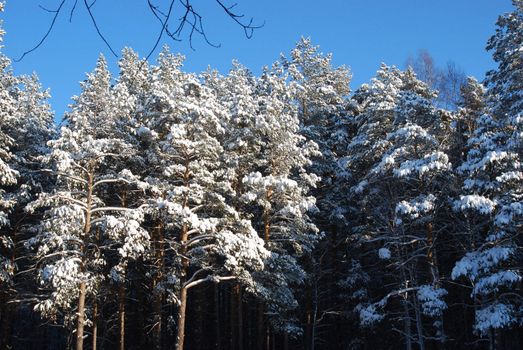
[{"xmin": 0, "ymin": 1, "xmax": 522, "ymax": 349}]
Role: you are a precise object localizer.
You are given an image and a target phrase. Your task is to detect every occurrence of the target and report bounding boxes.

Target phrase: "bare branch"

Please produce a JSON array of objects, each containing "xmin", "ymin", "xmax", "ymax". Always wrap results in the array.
[
  {"xmin": 184, "ymin": 274, "xmax": 235, "ymax": 290},
  {"xmin": 15, "ymin": 0, "xmax": 67, "ymax": 62},
  {"xmin": 18, "ymin": 1, "xmax": 263, "ymax": 63},
  {"xmin": 185, "ymin": 234, "xmax": 215, "ymax": 247},
  {"xmin": 215, "ymin": 0, "xmax": 264, "ymax": 39},
  {"xmin": 83, "ymin": 0, "xmax": 118, "ymax": 57},
  {"xmin": 147, "ymin": 0, "xmax": 182, "ymax": 42},
  {"xmin": 38, "ymin": 169, "xmax": 88, "ymax": 185},
  {"xmin": 38, "ymin": 5, "xmax": 59, "ymax": 13},
  {"xmin": 53, "ymin": 195, "xmax": 88, "ymax": 209},
  {"xmin": 90, "ymin": 206, "xmax": 138, "ymax": 214},
  {"xmin": 144, "ymin": 0, "xmax": 177, "ymax": 61},
  {"xmin": 93, "ymin": 177, "xmax": 134, "ymax": 189},
  {"xmin": 183, "ymin": 268, "xmax": 209, "ymax": 288},
  {"xmin": 69, "ymin": 0, "xmax": 79, "ymax": 22}
]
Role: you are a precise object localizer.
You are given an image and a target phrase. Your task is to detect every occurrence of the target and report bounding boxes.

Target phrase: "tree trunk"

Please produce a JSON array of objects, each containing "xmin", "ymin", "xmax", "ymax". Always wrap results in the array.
[
  {"xmin": 119, "ymin": 284, "xmax": 126, "ymax": 350},
  {"xmin": 137, "ymin": 272, "xmax": 146, "ymax": 350},
  {"xmin": 76, "ymin": 281, "xmax": 87, "ymax": 350},
  {"xmin": 257, "ymin": 304, "xmax": 264, "ymax": 350},
  {"xmin": 0, "ymin": 295, "xmax": 12, "ymax": 350},
  {"xmin": 237, "ymin": 286, "xmax": 244, "ymax": 350},
  {"xmin": 410, "ymin": 267, "xmax": 425, "ymax": 350},
  {"xmin": 118, "ymin": 191, "xmax": 127, "ymax": 350},
  {"xmin": 152, "ymin": 221, "xmax": 164, "ymax": 350},
  {"xmin": 426, "ymin": 222, "xmax": 445, "ymax": 345},
  {"xmin": 311, "ymin": 275, "xmax": 319, "ymax": 350},
  {"xmin": 92, "ymin": 301, "xmax": 98, "ymax": 350},
  {"xmin": 92, "ymin": 228, "xmax": 102, "ymax": 350},
  {"xmin": 214, "ymin": 284, "xmax": 221, "ymax": 350},
  {"xmin": 194, "ymin": 287, "xmax": 205, "ymax": 349},
  {"xmin": 403, "ymin": 299, "xmax": 412, "ymax": 350},
  {"xmin": 230, "ymin": 284, "xmax": 237, "ymax": 350},
  {"xmin": 426, "ymin": 222, "xmax": 439, "ymax": 284},
  {"xmin": 266, "ymin": 327, "xmax": 271, "ymax": 350},
  {"xmin": 263, "ymin": 187, "xmax": 273, "ymax": 242},
  {"xmin": 175, "ymin": 220, "xmax": 189, "ymax": 350},
  {"xmin": 247, "ymin": 297, "xmax": 253, "ymax": 350},
  {"xmin": 76, "ymin": 170, "xmax": 93, "ymax": 350},
  {"xmin": 175, "ymin": 157, "xmax": 194, "ymax": 350},
  {"xmin": 305, "ymin": 291, "xmax": 312, "ymax": 350},
  {"xmin": 414, "ymin": 297, "xmax": 425, "ymax": 350},
  {"xmin": 259, "ymin": 189, "xmax": 272, "ymax": 350},
  {"xmin": 175, "ymin": 286, "xmax": 188, "ymax": 350},
  {"xmin": 489, "ymin": 329, "xmax": 495, "ymax": 350},
  {"xmin": 400, "ymin": 264, "xmax": 412, "ymax": 350}
]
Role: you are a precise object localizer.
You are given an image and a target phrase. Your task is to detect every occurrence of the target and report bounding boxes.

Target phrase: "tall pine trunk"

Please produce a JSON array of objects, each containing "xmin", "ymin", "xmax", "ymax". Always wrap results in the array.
[
  {"xmin": 118, "ymin": 284, "xmax": 126, "ymax": 350},
  {"xmin": 175, "ymin": 223, "xmax": 188, "ymax": 350},
  {"xmin": 230, "ymin": 284, "xmax": 237, "ymax": 350},
  {"xmin": 152, "ymin": 221, "xmax": 165, "ymax": 350},
  {"xmin": 92, "ymin": 301, "xmax": 98, "ymax": 350},
  {"xmin": 175, "ymin": 286, "xmax": 188, "ymax": 350},
  {"xmin": 426, "ymin": 221, "xmax": 445, "ymax": 345},
  {"xmin": 237, "ymin": 286, "xmax": 244, "ymax": 350},
  {"xmin": 0, "ymin": 294, "xmax": 12, "ymax": 350},
  {"xmin": 257, "ymin": 303, "xmax": 265, "ymax": 350},
  {"xmin": 76, "ymin": 282, "xmax": 87, "ymax": 350},
  {"xmin": 258, "ymin": 190, "xmax": 272, "ymax": 350},
  {"xmin": 175, "ymin": 156, "xmax": 191, "ymax": 350},
  {"xmin": 76, "ymin": 170, "xmax": 93, "ymax": 350},
  {"xmin": 400, "ymin": 264, "xmax": 412, "ymax": 350},
  {"xmin": 214, "ymin": 284, "xmax": 221, "ymax": 350},
  {"xmin": 118, "ymin": 191, "xmax": 127, "ymax": 350}
]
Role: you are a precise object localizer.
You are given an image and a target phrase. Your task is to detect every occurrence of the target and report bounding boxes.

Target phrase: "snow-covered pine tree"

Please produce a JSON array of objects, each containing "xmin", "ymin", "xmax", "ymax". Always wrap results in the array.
[
  {"xmin": 448, "ymin": 77, "xmax": 487, "ymax": 165},
  {"xmin": 0, "ymin": 67, "xmax": 22, "ymax": 346},
  {"xmin": 27, "ymin": 56, "xmax": 148, "ymax": 350},
  {"xmin": 0, "ymin": 17, "xmax": 21, "ymax": 298},
  {"xmin": 485, "ymin": 0, "xmax": 523, "ymax": 120},
  {"xmin": 282, "ymin": 37, "xmax": 351, "ymax": 230},
  {"xmin": 137, "ymin": 49, "xmax": 269, "ymax": 350},
  {"xmin": 203, "ymin": 61, "xmax": 269, "ymax": 348},
  {"xmin": 280, "ymin": 39, "xmax": 353, "ymax": 347},
  {"xmin": 451, "ymin": 1, "xmax": 523, "ymax": 346},
  {"xmin": 238, "ymin": 65, "xmax": 320, "ymax": 346},
  {"xmin": 451, "ymin": 107, "xmax": 521, "ymax": 346},
  {"xmin": 348, "ymin": 65, "xmax": 451, "ymax": 349},
  {"xmin": 0, "ymin": 5, "xmax": 54, "ymax": 346}
]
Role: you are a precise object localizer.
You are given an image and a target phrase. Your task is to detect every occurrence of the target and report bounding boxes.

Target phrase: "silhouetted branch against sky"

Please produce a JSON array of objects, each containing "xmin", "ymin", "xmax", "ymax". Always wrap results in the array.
[{"xmin": 15, "ymin": 0, "xmax": 264, "ymax": 62}]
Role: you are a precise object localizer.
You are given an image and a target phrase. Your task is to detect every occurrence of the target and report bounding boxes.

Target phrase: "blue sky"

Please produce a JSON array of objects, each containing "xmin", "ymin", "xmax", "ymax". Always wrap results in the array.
[{"xmin": 2, "ymin": 0, "xmax": 515, "ymax": 117}]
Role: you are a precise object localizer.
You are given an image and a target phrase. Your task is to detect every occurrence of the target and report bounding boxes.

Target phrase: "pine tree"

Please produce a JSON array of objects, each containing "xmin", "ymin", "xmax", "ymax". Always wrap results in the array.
[
  {"xmin": 27, "ymin": 56, "xmax": 148, "ymax": 350},
  {"xmin": 239, "ymin": 66, "xmax": 320, "ymax": 345},
  {"xmin": 451, "ymin": 2, "xmax": 523, "ymax": 344},
  {"xmin": 135, "ymin": 49, "xmax": 269, "ymax": 350},
  {"xmin": 281, "ymin": 37, "xmax": 352, "ymax": 348},
  {"xmin": 0, "ymin": 5, "xmax": 54, "ymax": 346},
  {"xmin": 348, "ymin": 65, "xmax": 451, "ymax": 349}
]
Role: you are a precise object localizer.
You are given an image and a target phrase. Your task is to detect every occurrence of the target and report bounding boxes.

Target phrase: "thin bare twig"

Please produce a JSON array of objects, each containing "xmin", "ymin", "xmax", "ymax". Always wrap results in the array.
[
  {"xmin": 215, "ymin": 0, "xmax": 264, "ymax": 38},
  {"xmin": 83, "ymin": 0, "xmax": 118, "ymax": 57},
  {"xmin": 147, "ymin": 0, "xmax": 181, "ymax": 42},
  {"xmin": 15, "ymin": 0, "xmax": 67, "ymax": 62},
  {"xmin": 145, "ymin": 0, "xmax": 177, "ymax": 61},
  {"xmin": 17, "ymin": 0, "xmax": 263, "ymax": 61},
  {"xmin": 69, "ymin": 0, "xmax": 79, "ymax": 22}
]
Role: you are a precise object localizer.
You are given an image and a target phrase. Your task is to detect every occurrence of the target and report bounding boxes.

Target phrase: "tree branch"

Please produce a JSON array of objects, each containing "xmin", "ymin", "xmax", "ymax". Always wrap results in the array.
[
  {"xmin": 17, "ymin": 1, "xmax": 263, "ymax": 63},
  {"xmin": 83, "ymin": 0, "xmax": 118, "ymax": 57},
  {"xmin": 15, "ymin": 0, "xmax": 67, "ymax": 62}
]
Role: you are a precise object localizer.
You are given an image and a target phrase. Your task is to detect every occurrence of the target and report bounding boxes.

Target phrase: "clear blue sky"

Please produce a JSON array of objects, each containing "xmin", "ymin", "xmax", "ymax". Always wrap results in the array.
[{"xmin": 2, "ymin": 0, "xmax": 515, "ymax": 118}]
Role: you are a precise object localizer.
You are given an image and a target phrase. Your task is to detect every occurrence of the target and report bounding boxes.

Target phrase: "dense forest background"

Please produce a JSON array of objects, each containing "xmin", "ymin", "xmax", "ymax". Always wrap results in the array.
[{"xmin": 0, "ymin": 1, "xmax": 522, "ymax": 349}]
